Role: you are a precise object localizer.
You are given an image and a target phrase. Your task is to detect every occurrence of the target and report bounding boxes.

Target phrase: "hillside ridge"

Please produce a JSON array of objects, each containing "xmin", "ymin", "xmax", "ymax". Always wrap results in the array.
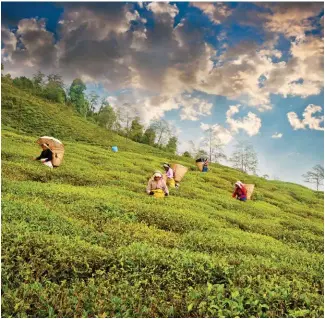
[{"xmin": 1, "ymin": 82, "xmax": 324, "ymax": 318}]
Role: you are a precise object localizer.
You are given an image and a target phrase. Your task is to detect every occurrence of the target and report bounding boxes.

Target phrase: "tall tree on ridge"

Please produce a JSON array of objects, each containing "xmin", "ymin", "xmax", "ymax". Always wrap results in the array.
[{"xmin": 302, "ymin": 165, "xmax": 324, "ymax": 191}]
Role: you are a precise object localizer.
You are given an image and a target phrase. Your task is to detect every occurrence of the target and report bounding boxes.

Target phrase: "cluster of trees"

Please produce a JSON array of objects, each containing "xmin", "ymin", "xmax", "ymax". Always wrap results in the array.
[
  {"xmin": 184, "ymin": 136, "xmax": 259, "ymax": 175},
  {"xmin": 96, "ymin": 105, "xmax": 178, "ymax": 153},
  {"xmin": 2, "ymin": 68, "xmax": 89, "ymax": 115},
  {"xmin": 7, "ymin": 71, "xmax": 91, "ymax": 117},
  {"xmin": 3, "ymin": 66, "xmax": 323, "ymax": 187},
  {"xmin": 2, "ymin": 67, "xmax": 179, "ymax": 154},
  {"xmin": 183, "ymin": 130, "xmax": 228, "ymax": 163}
]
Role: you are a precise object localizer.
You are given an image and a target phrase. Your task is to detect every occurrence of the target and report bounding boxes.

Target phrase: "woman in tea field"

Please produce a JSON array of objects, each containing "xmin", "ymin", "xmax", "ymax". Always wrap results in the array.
[
  {"xmin": 163, "ymin": 163, "xmax": 176, "ymax": 188},
  {"xmin": 232, "ymin": 181, "xmax": 247, "ymax": 201},
  {"xmin": 146, "ymin": 171, "xmax": 169, "ymax": 197},
  {"xmin": 33, "ymin": 143, "xmax": 54, "ymax": 168}
]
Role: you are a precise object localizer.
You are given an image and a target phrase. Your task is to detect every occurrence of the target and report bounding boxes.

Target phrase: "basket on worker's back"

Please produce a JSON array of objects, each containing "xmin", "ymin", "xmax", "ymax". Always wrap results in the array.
[
  {"xmin": 36, "ymin": 136, "xmax": 65, "ymax": 167},
  {"xmin": 245, "ymin": 184, "xmax": 255, "ymax": 200},
  {"xmin": 196, "ymin": 162, "xmax": 204, "ymax": 171},
  {"xmin": 52, "ymin": 148, "xmax": 65, "ymax": 166},
  {"xmin": 195, "ymin": 157, "xmax": 207, "ymax": 172},
  {"xmin": 170, "ymin": 164, "xmax": 188, "ymax": 182}
]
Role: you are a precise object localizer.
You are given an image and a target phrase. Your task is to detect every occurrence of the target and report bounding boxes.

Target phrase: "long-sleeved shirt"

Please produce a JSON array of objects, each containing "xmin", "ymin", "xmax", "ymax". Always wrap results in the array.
[
  {"xmin": 36, "ymin": 149, "xmax": 53, "ymax": 162},
  {"xmin": 146, "ymin": 178, "xmax": 169, "ymax": 195},
  {"xmin": 232, "ymin": 186, "xmax": 247, "ymax": 199},
  {"xmin": 166, "ymin": 167, "xmax": 174, "ymax": 179}
]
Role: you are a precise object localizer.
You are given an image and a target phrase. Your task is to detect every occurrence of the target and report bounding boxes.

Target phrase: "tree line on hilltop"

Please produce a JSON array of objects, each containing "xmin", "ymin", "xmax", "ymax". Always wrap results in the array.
[{"xmin": 2, "ymin": 65, "xmax": 323, "ymax": 190}]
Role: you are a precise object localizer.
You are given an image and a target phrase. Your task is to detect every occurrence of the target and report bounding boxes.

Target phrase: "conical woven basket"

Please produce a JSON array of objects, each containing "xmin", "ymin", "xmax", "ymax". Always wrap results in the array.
[
  {"xmin": 170, "ymin": 164, "xmax": 188, "ymax": 182},
  {"xmin": 245, "ymin": 184, "xmax": 255, "ymax": 200}
]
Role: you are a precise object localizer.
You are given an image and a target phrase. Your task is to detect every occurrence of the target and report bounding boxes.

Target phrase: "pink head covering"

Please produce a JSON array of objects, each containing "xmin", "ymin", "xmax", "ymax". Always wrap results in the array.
[{"xmin": 235, "ymin": 181, "xmax": 244, "ymax": 189}]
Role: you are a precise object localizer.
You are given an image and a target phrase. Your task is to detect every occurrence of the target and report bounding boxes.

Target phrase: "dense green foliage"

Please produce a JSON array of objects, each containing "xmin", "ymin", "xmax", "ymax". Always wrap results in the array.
[
  {"xmin": 68, "ymin": 78, "xmax": 88, "ymax": 117},
  {"xmin": 129, "ymin": 117, "xmax": 144, "ymax": 143},
  {"xmin": 1, "ymin": 82, "xmax": 324, "ymax": 317},
  {"xmin": 166, "ymin": 136, "xmax": 178, "ymax": 155},
  {"xmin": 2, "ymin": 71, "xmax": 180, "ymax": 152}
]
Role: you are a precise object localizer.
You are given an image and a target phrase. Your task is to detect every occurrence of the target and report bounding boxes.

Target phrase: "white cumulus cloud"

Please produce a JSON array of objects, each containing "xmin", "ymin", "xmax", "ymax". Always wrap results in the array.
[
  {"xmin": 287, "ymin": 104, "xmax": 324, "ymax": 131},
  {"xmin": 1, "ymin": 2, "xmax": 323, "ymax": 125},
  {"xmin": 261, "ymin": 2, "xmax": 323, "ymax": 40},
  {"xmin": 226, "ymin": 105, "xmax": 262, "ymax": 136},
  {"xmin": 200, "ymin": 105, "xmax": 262, "ymax": 145},
  {"xmin": 200, "ymin": 122, "xmax": 233, "ymax": 145},
  {"xmin": 178, "ymin": 95, "xmax": 213, "ymax": 121},
  {"xmin": 272, "ymin": 132, "xmax": 283, "ymax": 138},
  {"xmin": 191, "ymin": 2, "xmax": 233, "ymax": 24}
]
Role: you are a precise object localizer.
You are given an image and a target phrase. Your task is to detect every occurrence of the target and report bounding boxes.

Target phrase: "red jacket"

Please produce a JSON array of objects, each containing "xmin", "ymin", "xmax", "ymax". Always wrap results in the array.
[{"xmin": 232, "ymin": 185, "xmax": 247, "ymax": 199}]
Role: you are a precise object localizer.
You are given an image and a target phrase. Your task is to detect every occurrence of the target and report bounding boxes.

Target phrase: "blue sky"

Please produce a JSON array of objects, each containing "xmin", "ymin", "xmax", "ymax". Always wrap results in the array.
[{"xmin": 1, "ymin": 1, "xmax": 324, "ymax": 188}]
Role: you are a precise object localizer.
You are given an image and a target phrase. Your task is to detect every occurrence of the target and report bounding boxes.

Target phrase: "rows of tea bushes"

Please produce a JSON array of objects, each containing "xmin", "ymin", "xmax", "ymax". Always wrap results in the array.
[
  {"xmin": 1, "ymin": 82, "xmax": 324, "ymax": 317},
  {"xmin": 2, "ymin": 130, "xmax": 323, "ymax": 317}
]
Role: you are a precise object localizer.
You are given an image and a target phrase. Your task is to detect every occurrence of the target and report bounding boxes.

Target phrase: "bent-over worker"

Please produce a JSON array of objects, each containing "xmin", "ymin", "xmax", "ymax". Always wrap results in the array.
[
  {"xmin": 232, "ymin": 181, "xmax": 247, "ymax": 201},
  {"xmin": 202, "ymin": 158, "xmax": 208, "ymax": 172},
  {"xmin": 147, "ymin": 171, "xmax": 169, "ymax": 196},
  {"xmin": 33, "ymin": 143, "xmax": 54, "ymax": 168},
  {"xmin": 163, "ymin": 163, "xmax": 177, "ymax": 188}
]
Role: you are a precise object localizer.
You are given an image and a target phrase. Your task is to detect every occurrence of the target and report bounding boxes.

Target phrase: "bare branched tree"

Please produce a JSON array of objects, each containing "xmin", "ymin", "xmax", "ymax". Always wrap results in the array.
[
  {"xmin": 201, "ymin": 128, "xmax": 227, "ymax": 163},
  {"xmin": 150, "ymin": 119, "xmax": 172, "ymax": 146},
  {"xmin": 302, "ymin": 165, "xmax": 324, "ymax": 191},
  {"xmin": 230, "ymin": 141, "xmax": 258, "ymax": 174}
]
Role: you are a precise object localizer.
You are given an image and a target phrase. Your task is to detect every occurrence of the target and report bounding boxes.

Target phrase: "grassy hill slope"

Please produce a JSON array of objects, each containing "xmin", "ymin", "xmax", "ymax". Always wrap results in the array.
[{"xmin": 1, "ymin": 82, "xmax": 324, "ymax": 317}]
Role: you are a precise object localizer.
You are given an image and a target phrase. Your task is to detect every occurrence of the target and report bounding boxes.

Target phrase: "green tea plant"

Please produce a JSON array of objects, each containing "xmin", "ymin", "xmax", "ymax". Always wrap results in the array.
[{"xmin": 1, "ymin": 82, "xmax": 324, "ymax": 317}]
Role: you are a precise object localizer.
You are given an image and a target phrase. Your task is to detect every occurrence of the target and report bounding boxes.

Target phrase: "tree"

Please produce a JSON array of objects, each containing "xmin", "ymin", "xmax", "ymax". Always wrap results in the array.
[
  {"xmin": 142, "ymin": 127, "xmax": 156, "ymax": 146},
  {"xmin": 43, "ymin": 73, "xmax": 66, "ymax": 103},
  {"xmin": 166, "ymin": 136, "xmax": 178, "ymax": 154},
  {"xmin": 262, "ymin": 174, "xmax": 269, "ymax": 179},
  {"xmin": 87, "ymin": 91, "xmax": 100, "ymax": 113},
  {"xmin": 302, "ymin": 165, "xmax": 324, "ymax": 191},
  {"xmin": 69, "ymin": 78, "xmax": 88, "ymax": 117},
  {"xmin": 1, "ymin": 64, "xmax": 12, "ymax": 83},
  {"xmin": 230, "ymin": 141, "xmax": 258, "ymax": 174},
  {"xmin": 47, "ymin": 74, "xmax": 64, "ymax": 87},
  {"xmin": 129, "ymin": 117, "xmax": 144, "ymax": 142},
  {"xmin": 112, "ymin": 107, "xmax": 122, "ymax": 132},
  {"xmin": 183, "ymin": 151, "xmax": 192, "ymax": 158},
  {"xmin": 114, "ymin": 103, "xmax": 139, "ymax": 138},
  {"xmin": 196, "ymin": 149, "xmax": 209, "ymax": 159},
  {"xmin": 189, "ymin": 140, "xmax": 198, "ymax": 158},
  {"xmin": 96, "ymin": 100, "xmax": 117, "ymax": 130},
  {"xmin": 33, "ymin": 71, "xmax": 46, "ymax": 89},
  {"xmin": 13, "ymin": 76, "xmax": 34, "ymax": 90},
  {"xmin": 212, "ymin": 148, "xmax": 227, "ymax": 163},
  {"xmin": 150, "ymin": 119, "xmax": 171, "ymax": 146},
  {"xmin": 201, "ymin": 128, "xmax": 227, "ymax": 163},
  {"xmin": 188, "ymin": 140, "xmax": 208, "ymax": 159}
]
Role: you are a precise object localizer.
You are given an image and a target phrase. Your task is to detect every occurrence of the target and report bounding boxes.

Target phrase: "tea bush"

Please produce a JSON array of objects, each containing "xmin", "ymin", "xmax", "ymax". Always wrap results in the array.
[{"xmin": 1, "ymin": 82, "xmax": 324, "ymax": 317}]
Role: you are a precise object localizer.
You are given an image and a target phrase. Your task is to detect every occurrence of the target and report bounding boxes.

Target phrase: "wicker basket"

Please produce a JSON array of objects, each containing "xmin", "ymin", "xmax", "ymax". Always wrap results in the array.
[
  {"xmin": 245, "ymin": 184, "xmax": 255, "ymax": 200},
  {"xmin": 170, "ymin": 164, "xmax": 188, "ymax": 182},
  {"xmin": 196, "ymin": 162, "xmax": 204, "ymax": 171},
  {"xmin": 52, "ymin": 149, "xmax": 65, "ymax": 167}
]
